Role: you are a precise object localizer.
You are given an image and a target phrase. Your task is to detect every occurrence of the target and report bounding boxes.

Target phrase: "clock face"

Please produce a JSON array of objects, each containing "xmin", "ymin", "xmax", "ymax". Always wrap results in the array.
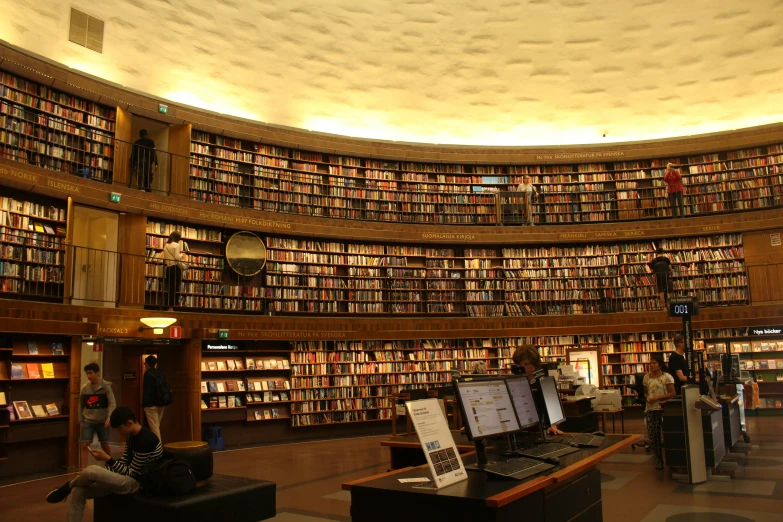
[{"xmin": 225, "ymin": 231, "xmax": 267, "ymax": 276}]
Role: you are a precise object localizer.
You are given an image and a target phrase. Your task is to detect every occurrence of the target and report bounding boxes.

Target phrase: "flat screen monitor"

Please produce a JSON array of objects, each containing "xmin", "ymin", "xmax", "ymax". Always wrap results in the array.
[
  {"xmin": 539, "ymin": 376, "xmax": 566, "ymax": 428},
  {"xmin": 454, "ymin": 379, "xmax": 522, "ymax": 441},
  {"xmin": 504, "ymin": 376, "xmax": 540, "ymax": 429}
]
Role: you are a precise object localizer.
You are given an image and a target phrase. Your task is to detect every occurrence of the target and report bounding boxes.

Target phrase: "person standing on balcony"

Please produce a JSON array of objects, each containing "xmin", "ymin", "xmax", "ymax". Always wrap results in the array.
[
  {"xmin": 516, "ymin": 175, "xmax": 538, "ymax": 226},
  {"xmin": 130, "ymin": 129, "xmax": 158, "ymax": 192},
  {"xmin": 649, "ymin": 245, "xmax": 672, "ymax": 309},
  {"xmin": 161, "ymin": 231, "xmax": 186, "ymax": 311},
  {"xmin": 664, "ymin": 162, "xmax": 685, "ymax": 218}
]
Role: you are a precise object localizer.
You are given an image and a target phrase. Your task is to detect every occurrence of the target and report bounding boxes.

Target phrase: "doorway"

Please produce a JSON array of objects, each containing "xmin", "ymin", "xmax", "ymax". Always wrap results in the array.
[
  {"xmin": 71, "ymin": 206, "xmax": 119, "ymax": 307},
  {"xmin": 130, "ymin": 115, "xmax": 170, "ymax": 193}
]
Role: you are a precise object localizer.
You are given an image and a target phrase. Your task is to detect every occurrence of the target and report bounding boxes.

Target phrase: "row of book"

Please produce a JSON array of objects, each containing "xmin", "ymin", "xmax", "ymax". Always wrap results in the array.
[
  {"xmin": 9, "ymin": 362, "xmax": 57, "ymax": 379},
  {"xmin": 739, "ymin": 359, "xmax": 783, "ymax": 370},
  {"xmin": 201, "ymin": 359, "xmax": 290, "ymax": 371},
  {"xmin": 8, "ymin": 400, "xmax": 61, "ymax": 420}
]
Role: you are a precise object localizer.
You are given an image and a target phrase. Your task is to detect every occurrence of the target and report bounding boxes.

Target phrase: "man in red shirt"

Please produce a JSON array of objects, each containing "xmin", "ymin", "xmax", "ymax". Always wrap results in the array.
[{"xmin": 664, "ymin": 162, "xmax": 685, "ymax": 218}]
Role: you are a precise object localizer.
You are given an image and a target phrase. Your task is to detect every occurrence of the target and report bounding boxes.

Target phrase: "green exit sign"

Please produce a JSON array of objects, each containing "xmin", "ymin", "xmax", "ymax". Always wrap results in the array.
[
  {"xmin": 218, "ymin": 330, "xmax": 229, "ymax": 339},
  {"xmin": 158, "ymin": 104, "xmax": 168, "ymax": 114},
  {"xmin": 110, "ymin": 192, "xmax": 121, "ymax": 203}
]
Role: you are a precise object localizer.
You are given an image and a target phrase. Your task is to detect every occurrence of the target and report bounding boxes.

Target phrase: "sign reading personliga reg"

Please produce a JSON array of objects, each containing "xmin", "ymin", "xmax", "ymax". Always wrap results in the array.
[{"xmin": 406, "ymin": 399, "xmax": 467, "ymax": 489}]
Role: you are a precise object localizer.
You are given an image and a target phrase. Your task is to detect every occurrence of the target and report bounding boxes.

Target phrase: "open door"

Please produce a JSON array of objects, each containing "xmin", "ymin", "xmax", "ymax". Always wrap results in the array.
[{"xmin": 71, "ymin": 206, "xmax": 119, "ymax": 307}]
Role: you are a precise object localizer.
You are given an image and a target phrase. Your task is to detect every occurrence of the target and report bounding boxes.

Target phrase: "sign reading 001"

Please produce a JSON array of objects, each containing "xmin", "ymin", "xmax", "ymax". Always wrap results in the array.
[
  {"xmin": 668, "ymin": 296, "xmax": 699, "ymax": 317},
  {"xmin": 225, "ymin": 231, "xmax": 267, "ymax": 276}
]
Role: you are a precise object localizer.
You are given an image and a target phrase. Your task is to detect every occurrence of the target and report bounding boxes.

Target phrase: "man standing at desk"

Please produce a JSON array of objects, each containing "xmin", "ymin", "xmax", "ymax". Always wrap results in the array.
[{"xmin": 667, "ymin": 334, "xmax": 689, "ymax": 396}]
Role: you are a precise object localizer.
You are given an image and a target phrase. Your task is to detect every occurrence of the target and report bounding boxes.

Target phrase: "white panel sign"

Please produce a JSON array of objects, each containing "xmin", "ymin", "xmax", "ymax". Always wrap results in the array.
[{"xmin": 406, "ymin": 399, "xmax": 467, "ymax": 489}]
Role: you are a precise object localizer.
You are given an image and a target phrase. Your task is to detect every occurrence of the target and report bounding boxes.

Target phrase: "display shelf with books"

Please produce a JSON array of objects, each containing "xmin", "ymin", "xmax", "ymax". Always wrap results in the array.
[
  {"xmin": 0, "ymin": 188, "xmax": 67, "ymax": 301},
  {"xmin": 200, "ymin": 344, "xmax": 292, "ymax": 424},
  {"xmin": 0, "ymin": 69, "xmax": 116, "ymax": 183},
  {"xmin": 145, "ymin": 219, "xmax": 265, "ymax": 312}
]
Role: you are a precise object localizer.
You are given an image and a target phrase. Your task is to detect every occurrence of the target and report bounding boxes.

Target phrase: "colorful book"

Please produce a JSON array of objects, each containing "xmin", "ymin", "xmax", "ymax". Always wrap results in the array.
[
  {"xmin": 253, "ymin": 393, "xmax": 263, "ymax": 402},
  {"xmin": 0, "ymin": 391, "xmax": 6, "ymax": 405},
  {"xmin": 263, "ymin": 410, "xmax": 271, "ymax": 420},
  {"xmin": 201, "ymin": 400, "xmax": 208, "ymax": 410},
  {"xmin": 43, "ymin": 225, "xmax": 55, "ymax": 235},
  {"xmin": 27, "ymin": 341, "xmax": 38, "ymax": 354},
  {"xmin": 200, "ymin": 382, "xmax": 208, "ymax": 393},
  {"xmin": 272, "ymin": 392, "xmax": 280, "ymax": 402},
  {"xmin": 769, "ymin": 360, "xmax": 777, "ymax": 370},
  {"xmin": 207, "ymin": 361, "xmax": 217, "ymax": 371},
  {"xmin": 227, "ymin": 396, "xmax": 235, "ymax": 408},
  {"xmin": 227, "ymin": 381, "xmax": 235, "ymax": 392},
  {"xmin": 237, "ymin": 381, "xmax": 246, "ymax": 391},
  {"xmin": 254, "ymin": 410, "xmax": 263, "ymax": 420},
  {"xmin": 9, "ymin": 363, "xmax": 23, "ymax": 379},
  {"xmin": 284, "ymin": 381, "xmax": 291, "ymax": 390},
  {"xmin": 281, "ymin": 360, "xmax": 290, "ymax": 369},
  {"xmin": 207, "ymin": 381, "xmax": 217, "ymax": 393},
  {"xmin": 201, "ymin": 362, "xmax": 207, "ymax": 371},
  {"xmin": 31, "ymin": 405, "xmax": 47, "ymax": 417},
  {"xmin": 226, "ymin": 360, "xmax": 236, "ymax": 371},
  {"xmin": 272, "ymin": 408, "xmax": 280, "ymax": 419},
  {"xmin": 742, "ymin": 343, "xmax": 750, "ymax": 353},
  {"xmin": 263, "ymin": 360, "xmax": 272, "ymax": 370},
  {"xmin": 770, "ymin": 342, "xmax": 778, "ymax": 352},
  {"xmin": 234, "ymin": 395, "xmax": 243, "ymax": 406},
  {"xmin": 209, "ymin": 396, "xmax": 218, "ymax": 408},
  {"xmin": 218, "ymin": 396, "xmax": 227, "ymax": 408},
  {"xmin": 235, "ymin": 360, "xmax": 245, "ymax": 370},
  {"xmin": 26, "ymin": 364, "xmax": 41, "ymax": 379},
  {"xmin": 41, "ymin": 363, "xmax": 55, "ymax": 379},
  {"xmin": 263, "ymin": 392, "xmax": 271, "ymax": 402},
  {"xmin": 777, "ymin": 360, "xmax": 783, "ymax": 370},
  {"xmin": 261, "ymin": 381, "xmax": 269, "ymax": 391},
  {"xmin": 217, "ymin": 361, "xmax": 226, "ymax": 371},
  {"xmin": 246, "ymin": 394, "xmax": 255, "ymax": 403},
  {"xmin": 270, "ymin": 360, "xmax": 279, "ymax": 369},
  {"xmin": 753, "ymin": 343, "xmax": 762, "ymax": 352},
  {"xmin": 216, "ymin": 382, "xmax": 225, "ymax": 392},
  {"xmin": 246, "ymin": 358, "xmax": 255, "ymax": 370},
  {"xmin": 13, "ymin": 401, "xmax": 33, "ymax": 420},
  {"xmin": 52, "ymin": 343, "xmax": 64, "ymax": 355},
  {"xmin": 760, "ymin": 361, "xmax": 769, "ymax": 370},
  {"xmin": 45, "ymin": 403, "xmax": 59, "ymax": 416},
  {"xmin": 255, "ymin": 360, "xmax": 264, "ymax": 369},
  {"xmin": 762, "ymin": 343, "xmax": 770, "ymax": 352}
]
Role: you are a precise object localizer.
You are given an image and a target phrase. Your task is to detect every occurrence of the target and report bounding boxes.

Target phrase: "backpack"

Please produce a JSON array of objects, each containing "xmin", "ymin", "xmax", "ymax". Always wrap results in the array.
[
  {"xmin": 151, "ymin": 370, "xmax": 173, "ymax": 406},
  {"xmin": 140, "ymin": 459, "xmax": 196, "ymax": 496}
]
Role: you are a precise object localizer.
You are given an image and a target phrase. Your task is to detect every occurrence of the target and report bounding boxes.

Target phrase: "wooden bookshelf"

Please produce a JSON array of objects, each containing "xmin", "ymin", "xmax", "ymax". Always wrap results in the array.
[
  {"xmin": 0, "ymin": 69, "xmax": 116, "ymax": 183},
  {"xmin": 0, "ymin": 188, "xmax": 67, "ymax": 301},
  {"xmin": 144, "ymin": 219, "xmax": 265, "ymax": 312}
]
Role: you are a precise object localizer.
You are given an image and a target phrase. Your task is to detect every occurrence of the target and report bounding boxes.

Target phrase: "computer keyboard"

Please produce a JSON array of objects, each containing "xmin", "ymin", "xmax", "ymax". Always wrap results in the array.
[
  {"xmin": 518, "ymin": 442, "xmax": 579, "ymax": 458},
  {"xmin": 484, "ymin": 457, "xmax": 554, "ymax": 480}
]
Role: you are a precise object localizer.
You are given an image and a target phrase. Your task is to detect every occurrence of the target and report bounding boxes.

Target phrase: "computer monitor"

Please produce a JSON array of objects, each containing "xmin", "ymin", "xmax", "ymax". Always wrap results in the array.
[
  {"xmin": 453, "ymin": 378, "xmax": 522, "ymax": 441},
  {"xmin": 504, "ymin": 376, "xmax": 540, "ymax": 429},
  {"xmin": 538, "ymin": 376, "xmax": 566, "ymax": 428}
]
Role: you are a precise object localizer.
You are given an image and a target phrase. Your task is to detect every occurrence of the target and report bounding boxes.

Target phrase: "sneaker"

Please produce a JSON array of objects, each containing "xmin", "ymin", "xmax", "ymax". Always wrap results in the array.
[{"xmin": 46, "ymin": 481, "xmax": 72, "ymax": 503}]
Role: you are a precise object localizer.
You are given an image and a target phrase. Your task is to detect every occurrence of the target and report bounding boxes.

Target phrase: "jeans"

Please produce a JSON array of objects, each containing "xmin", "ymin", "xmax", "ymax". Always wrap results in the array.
[
  {"xmin": 646, "ymin": 409, "xmax": 664, "ymax": 465},
  {"xmin": 67, "ymin": 465, "xmax": 139, "ymax": 522},
  {"xmin": 81, "ymin": 421, "xmax": 110, "ymax": 442},
  {"xmin": 668, "ymin": 192, "xmax": 684, "ymax": 218},
  {"xmin": 164, "ymin": 265, "xmax": 182, "ymax": 308},
  {"xmin": 144, "ymin": 405, "xmax": 166, "ymax": 443}
]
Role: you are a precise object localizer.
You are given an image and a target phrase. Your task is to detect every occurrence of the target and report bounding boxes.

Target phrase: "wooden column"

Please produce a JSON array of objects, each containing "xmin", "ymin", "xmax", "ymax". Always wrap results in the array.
[
  {"xmin": 114, "ymin": 107, "xmax": 133, "ymax": 187},
  {"xmin": 168, "ymin": 123, "xmax": 192, "ymax": 197},
  {"xmin": 118, "ymin": 213, "xmax": 148, "ymax": 308},
  {"xmin": 745, "ymin": 229, "xmax": 783, "ymax": 304},
  {"xmin": 67, "ymin": 336, "xmax": 82, "ymax": 471},
  {"xmin": 157, "ymin": 339, "xmax": 201, "ymax": 443}
]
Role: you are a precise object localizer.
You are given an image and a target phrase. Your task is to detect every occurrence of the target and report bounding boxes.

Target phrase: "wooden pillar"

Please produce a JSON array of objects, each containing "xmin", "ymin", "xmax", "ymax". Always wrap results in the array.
[
  {"xmin": 67, "ymin": 336, "xmax": 82, "ymax": 471},
  {"xmin": 745, "ymin": 229, "xmax": 783, "ymax": 304},
  {"xmin": 114, "ymin": 107, "xmax": 133, "ymax": 187},
  {"xmin": 157, "ymin": 339, "xmax": 201, "ymax": 443},
  {"xmin": 168, "ymin": 123, "xmax": 192, "ymax": 197},
  {"xmin": 118, "ymin": 214, "xmax": 148, "ymax": 308},
  {"xmin": 63, "ymin": 197, "xmax": 74, "ymax": 304}
]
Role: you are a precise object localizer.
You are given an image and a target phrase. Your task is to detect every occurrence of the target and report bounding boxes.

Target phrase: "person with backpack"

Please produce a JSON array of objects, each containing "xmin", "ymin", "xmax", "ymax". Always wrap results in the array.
[
  {"xmin": 46, "ymin": 407, "xmax": 163, "ymax": 520},
  {"xmin": 142, "ymin": 355, "xmax": 172, "ymax": 443}
]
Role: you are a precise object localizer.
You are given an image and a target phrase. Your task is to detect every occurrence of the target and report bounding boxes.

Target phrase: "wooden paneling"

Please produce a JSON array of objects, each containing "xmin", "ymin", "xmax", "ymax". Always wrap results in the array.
[
  {"xmin": 63, "ymin": 197, "xmax": 74, "ymax": 302},
  {"xmin": 117, "ymin": 213, "xmax": 147, "ymax": 308},
  {"xmin": 744, "ymin": 229, "xmax": 783, "ymax": 304},
  {"xmin": 158, "ymin": 339, "xmax": 201, "ymax": 442},
  {"xmin": 114, "ymin": 107, "xmax": 133, "ymax": 186},
  {"xmin": 67, "ymin": 336, "xmax": 81, "ymax": 470},
  {"xmin": 168, "ymin": 124, "xmax": 192, "ymax": 196},
  {"xmin": 4, "ymin": 158, "xmax": 783, "ymax": 246}
]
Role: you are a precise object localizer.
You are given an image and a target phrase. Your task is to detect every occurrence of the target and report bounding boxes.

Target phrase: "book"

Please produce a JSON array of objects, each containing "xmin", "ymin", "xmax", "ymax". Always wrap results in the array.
[
  {"xmin": 263, "ymin": 392, "xmax": 271, "ymax": 402},
  {"xmin": 31, "ymin": 404, "xmax": 47, "ymax": 417},
  {"xmin": 777, "ymin": 360, "xmax": 783, "ymax": 369},
  {"xmin": 281, "ymin": 360, "xmax": 290, "ymax": 369},
  {"xmin": 201, "ymin": 400, "xmax": 208, "ymax": 409},
  {"xmin": 281, "ymin": 391, "xmax": 289, "ymax": 401},
  {"xmin": 26, "ymin": 364, "xmax": 41, "ymax": 379},
  {"xmin": 762, "ymin": 343, "xmax": 770, "ymax": 352},
  {"xmin": 246, "ymin": 393, "xmax": 254, "ymax": 403},
  {"xmin": 261, "ymin": 381, "xmax": 269, "ymax": 391},
  {"xmin": 777, "ymin": 373, "xmax": 783, "ymax": 382},
  {"xmin": 769, "ymin": 360, "xmax": 777, "ymax": 370},
  {"xmin": 216, "ymin": 382, "xmax": 226, "ymax": 392},
  {"xmin": 263, "ymin": 360, "xmax": 272, "ymax": 370},
  {"xmin": 253, "ymin": 393, "xmax": 263, "ymax": 402},
  {"xmin": 218, "ymin": 396, "xmax": 227, "ymax": 408},
  {"xmin": 268, "ymin": 380, "xmax": 277, "ymax": 390},
  {"xmin": 10, "ymin": 364, "xmax": 23, "ymax": 379},
  {"xmin": 43, "ymin": 225, "xmax": 55, "ymax": 235},
  {"xmin": 33, "ymin": 223, "xmax": 45, "ymax": 233},
  {"xmin": 254, "ymin": 410, "xmax": 263, "ymax": 420},
  {"xmin": 263, "ymin": 410, "xmax": 271, "ymax": 420},
  {"xmin": 0, "ymin": 391, "xmax": 6, "ymax": 405},
  {"xmin": 237, "ymin": 381, "xmax": 246, "ymax": 391},
  {"xmin": 227, "ymin": 396, "xmax": 235, "ymax": 408},
  {"xmin": 7, "ymin": 405, "xmax": 15, "ymax": 421},
  {"xmin": 227, "ymin": 381, "xmax": 236, "ymax": 392},
  {"xmin": 207, "ymin": 361, "xmax": 217, "ymax": 371},
  {"xmin": 209, "ymin": 396, "xmax": 218, "ymax": 408},
  {"xmin": 255, "ymin": 360, "xmax": 264, "ymax": 369},
  {"xmin": 742, "ymin": 343, "xmax": 750, "ymax": 353},
  {"xmin": 252, "ymin": 381, "xmax": 261, "ymax": 391},
  {"xmin": 753, "ymin": 343, "xmax": 762, "ymax": 352},
  {"xmin": 770, "ymin": 342, "xmax": 778, "ymax": 351},
  {"xmin": 272, "ymin": 408, "xmax": 280, "ymax": 419},
  {"xmin": 226, "ymin": 360, "xmax": 236, "ymax": 371},
  {"xmin": 52, "ymin": 343, "xmax": 64, "ymax": 355},
  {"xmin": 201, "ymin": 362, "xmax": 207, "ymax": 371},
  {"xmin": 207, "ymin": 381, "xmax": 217, "ymax": 393},
  {"xmin": 27, "ymin": 341, "xmax": 38, "ymax": 354},
  {"xmin": 234, "ymin": 395, "xmax": 243, "ymax": 406},
  {"xmin": 760, "ymin": 361, "xmax": 769, "ymax": 370},
  {"xmin": 217, "ymin": 361, "xmax": 226, "ymax": 371},
  {"xmin": 284, "ymin": 381, "xmax": 290, "ymax": 390},
  {"xmin": 246, "ymin": 358, "xmax": 255, "ymax": 370},
  {"xmin": 201, "ymin": 382, "xmax": 208, "ymax": 393},
  {"xmin": 271, "ymin": 360, "xmax": 279, "ymax": 369},
  {"xmin": 706, "ymin": 344, "xmax": 715, "ymax": 354},
  {"xmin": 13, "ymin": 401, "xmax": 33, "ymax": 420},
  {"xmin": 235, "ymin": 359, "xmax": 245, "ymax": 370},
  {"xmin": 41, "ymin": 363, "xmax": 54, "ymax": 379},
  {"xmin": 45, "ymin": 403, "xmax": 59, "ymax": 416},
  {"xmin": 716, "ymin": 343, "xmax": 726, "ymax": 354},
  {"xmin": 272, "ymin": 392, "xmax": 280, "ymax": 401}
]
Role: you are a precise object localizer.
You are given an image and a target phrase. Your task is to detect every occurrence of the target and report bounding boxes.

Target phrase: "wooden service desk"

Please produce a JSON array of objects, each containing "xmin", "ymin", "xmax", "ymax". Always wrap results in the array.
[
  {"xmin": 381, "ymin": 431, "xmax": 475, "ymax": 470},
  {"xmin": 346, "ymin": 434, "xmax": 640, "ymax": 522}
]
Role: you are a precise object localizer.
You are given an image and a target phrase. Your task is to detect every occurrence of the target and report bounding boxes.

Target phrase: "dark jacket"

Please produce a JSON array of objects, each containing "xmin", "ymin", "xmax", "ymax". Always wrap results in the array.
[{"xmin": 142, "ymin": 367, "xmax": 165, "ymax": 407}]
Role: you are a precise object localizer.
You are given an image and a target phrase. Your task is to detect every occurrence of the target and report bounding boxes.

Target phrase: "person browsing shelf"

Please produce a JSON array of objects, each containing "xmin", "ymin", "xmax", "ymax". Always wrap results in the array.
[
  {"xmin": 78, "ymin": 362, "xmax": 115, "ymax": 471},
  {"xmin": 649, "ymin": 246, "xmax": 672, "ymax": 309},
  {"xmin": 663, "ymin": 163, "xmax": 685, "ymax": 218},
  {"xmin": 516, "ymin": 175, "xmax": 538, "ymax": 226},
  {"xmin": 643, "ymin": 355, "xmax": 675, "ymax": 469},
  {"xmin": 667, "ymin": 334, "xmax": 689, "ymax": 395},
  {"xmin": 512, "ymin": 345, "xmax": 564, "ymax": 435},
  {"xmin": 160, "ymin": 231, "xmax": 187, "ymax": 311},
  {"xmin": 46, "ymin": 406, "xmax": 163, "ymax": 521}
]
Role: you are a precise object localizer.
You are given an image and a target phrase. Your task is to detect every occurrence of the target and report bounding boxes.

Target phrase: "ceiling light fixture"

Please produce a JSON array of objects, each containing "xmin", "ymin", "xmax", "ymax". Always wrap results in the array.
[{"xmin": 139, "ymin": 317, "xmax": 177, "ymax": 335}]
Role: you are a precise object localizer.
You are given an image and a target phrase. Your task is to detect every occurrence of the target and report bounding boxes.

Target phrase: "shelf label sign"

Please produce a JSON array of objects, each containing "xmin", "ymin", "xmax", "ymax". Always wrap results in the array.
[
  {"xmin": 750, "ymin": 327, "xmax": 783, "ymax": 336},
  {"xmin": 771, "ymin": 232, "xmax": 781, "ymax": 247},
  {"xmin": 406, "ymin": 399, "xmax": 467, "ymax": 489}
]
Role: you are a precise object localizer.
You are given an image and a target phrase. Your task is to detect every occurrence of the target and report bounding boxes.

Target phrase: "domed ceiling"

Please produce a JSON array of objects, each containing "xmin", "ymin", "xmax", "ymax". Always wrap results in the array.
[{"xmin": 1, "ymin": 0, "xmax": 782, "ymax": 146}]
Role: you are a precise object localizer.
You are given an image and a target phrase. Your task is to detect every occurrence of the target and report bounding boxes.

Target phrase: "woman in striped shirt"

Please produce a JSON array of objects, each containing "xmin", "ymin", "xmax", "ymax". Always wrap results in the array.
[{"xmin": 46, "ymin": 406, "xmax": 163, "ymax": 522}]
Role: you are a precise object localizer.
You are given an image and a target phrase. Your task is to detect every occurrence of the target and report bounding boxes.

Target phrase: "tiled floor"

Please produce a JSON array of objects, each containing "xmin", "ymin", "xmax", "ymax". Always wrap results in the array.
[{"xmin": 1, "ymin": 417, "xmax": 781, "ymax": 521}]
